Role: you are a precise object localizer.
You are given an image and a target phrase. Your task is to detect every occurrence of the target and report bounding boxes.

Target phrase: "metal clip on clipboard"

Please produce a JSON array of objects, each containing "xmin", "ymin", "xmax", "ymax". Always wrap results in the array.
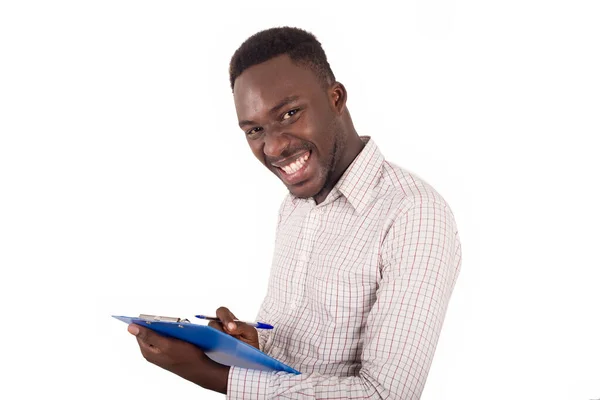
[{"xmin": 138, "ymin": 314, "xmax": 190, "ymax": 327}]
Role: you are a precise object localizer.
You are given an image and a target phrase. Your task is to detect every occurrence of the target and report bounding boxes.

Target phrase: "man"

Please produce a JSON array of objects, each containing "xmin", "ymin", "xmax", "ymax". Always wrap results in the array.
[{"xmin": 127, "ymin": 27, "xmax": 462, "ymax": 399}]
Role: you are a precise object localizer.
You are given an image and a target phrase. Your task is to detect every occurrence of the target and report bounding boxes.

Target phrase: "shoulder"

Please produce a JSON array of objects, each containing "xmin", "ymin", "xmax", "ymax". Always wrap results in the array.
[
  {"xmin": 377, "ymin": 162, "xmax": 461, "ymax": 260},
  {"xmin": 376, "ymin": 160, "xmax": 456, "ymax": 225}
]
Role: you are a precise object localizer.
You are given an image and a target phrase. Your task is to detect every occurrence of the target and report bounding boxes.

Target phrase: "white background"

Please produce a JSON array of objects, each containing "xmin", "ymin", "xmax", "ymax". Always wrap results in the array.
[{"xmin": 1, "ymin": 1, "xmax": 598, "ymax": 399}]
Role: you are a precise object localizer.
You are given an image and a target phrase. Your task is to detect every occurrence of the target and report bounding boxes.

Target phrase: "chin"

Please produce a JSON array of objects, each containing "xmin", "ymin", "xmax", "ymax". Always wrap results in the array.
[{"xmin": 289, "ymin": 180, "xmax": 327, "ymax": 200}]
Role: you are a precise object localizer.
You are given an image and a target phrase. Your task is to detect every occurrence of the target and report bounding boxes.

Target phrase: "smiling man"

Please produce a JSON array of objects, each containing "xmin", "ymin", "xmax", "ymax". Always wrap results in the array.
[
  {"xmin": 128, "ymin": 27, "xmax": 462, "ymax": 399},
  {"xmin": 233, "ymin": 35, "xmax": 364, "ymax": 204}
]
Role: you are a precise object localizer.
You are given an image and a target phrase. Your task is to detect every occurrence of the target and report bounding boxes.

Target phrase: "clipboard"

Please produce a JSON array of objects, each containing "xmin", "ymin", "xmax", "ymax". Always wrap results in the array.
[{"xmin": 113, "ymin": 314, "xmax": 300, "ymax": 375}]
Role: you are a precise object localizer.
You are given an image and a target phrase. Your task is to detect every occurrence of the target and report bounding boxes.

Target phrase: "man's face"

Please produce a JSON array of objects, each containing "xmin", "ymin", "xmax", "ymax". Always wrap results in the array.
[{"xmin": 233, "ymin": 54, "xmax": 344, "ymax": 200}]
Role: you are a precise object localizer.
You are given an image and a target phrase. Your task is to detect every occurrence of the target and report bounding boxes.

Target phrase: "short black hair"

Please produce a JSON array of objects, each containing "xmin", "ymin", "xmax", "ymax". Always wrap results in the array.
[{"xmin": 229, "ymin": 27, "xmax": 336, "ymax": 91}]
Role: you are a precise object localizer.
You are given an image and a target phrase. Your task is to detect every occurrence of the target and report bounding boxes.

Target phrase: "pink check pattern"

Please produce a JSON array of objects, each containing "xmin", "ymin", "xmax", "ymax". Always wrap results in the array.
[{"xmin": 227, "ymin": 137, "xmax": 462, "ymax": 399}]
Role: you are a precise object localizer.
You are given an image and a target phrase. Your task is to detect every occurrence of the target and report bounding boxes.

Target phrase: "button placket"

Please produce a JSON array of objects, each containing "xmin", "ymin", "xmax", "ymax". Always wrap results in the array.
[{"xmin": 289, "ymin": 206, "xmax": 319, "ymax": 313}]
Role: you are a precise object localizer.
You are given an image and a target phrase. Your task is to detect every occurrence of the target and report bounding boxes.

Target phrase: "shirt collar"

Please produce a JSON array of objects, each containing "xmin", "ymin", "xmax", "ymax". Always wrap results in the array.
[{"xmin": 291, "ymin": 136, "xmax": 385, "ymax": 214}]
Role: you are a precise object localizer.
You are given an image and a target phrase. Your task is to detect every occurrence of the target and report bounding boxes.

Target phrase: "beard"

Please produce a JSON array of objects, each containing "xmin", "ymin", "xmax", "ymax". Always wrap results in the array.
[{"xmin": 311, "ymin": 123, "xmax": 346, "ymax": 201}]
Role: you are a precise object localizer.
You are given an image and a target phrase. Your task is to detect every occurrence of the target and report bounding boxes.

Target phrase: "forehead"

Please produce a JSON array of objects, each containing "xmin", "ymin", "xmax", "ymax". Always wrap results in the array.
[{"xmin": 233, "ymin": 55, "xmax": 322, "ymax": 119}]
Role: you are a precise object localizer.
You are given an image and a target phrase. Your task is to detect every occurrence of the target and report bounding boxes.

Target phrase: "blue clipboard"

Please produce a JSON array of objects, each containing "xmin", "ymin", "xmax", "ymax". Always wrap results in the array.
[{"xmin": 113, "ymin": 315, "xmax": 300, "ymax": 375}]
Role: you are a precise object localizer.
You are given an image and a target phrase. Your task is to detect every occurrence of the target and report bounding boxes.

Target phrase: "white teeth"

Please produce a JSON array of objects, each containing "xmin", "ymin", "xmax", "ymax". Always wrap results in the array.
[{"xmin": 280, "ymin": 152, "xmax": 310, "ymax": 175}]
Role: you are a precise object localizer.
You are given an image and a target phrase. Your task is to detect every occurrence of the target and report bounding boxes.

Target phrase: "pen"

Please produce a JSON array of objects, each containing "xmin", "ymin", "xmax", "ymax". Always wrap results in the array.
[{"xmin": 195, "ymin": 315, "xmax": 273, "ymax": 330}]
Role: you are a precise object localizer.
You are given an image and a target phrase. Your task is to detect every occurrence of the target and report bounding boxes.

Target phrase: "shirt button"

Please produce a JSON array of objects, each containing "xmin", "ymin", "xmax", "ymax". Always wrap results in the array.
[{"xmin": 290, "ymin": 302, "xmax": 297, "ymax": 310}]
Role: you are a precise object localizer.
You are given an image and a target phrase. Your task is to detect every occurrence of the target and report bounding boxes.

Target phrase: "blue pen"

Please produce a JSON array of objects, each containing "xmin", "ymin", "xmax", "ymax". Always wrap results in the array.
[{"xmin": 195, "ymin": 315, "xmax": 274, "ymax": 330}]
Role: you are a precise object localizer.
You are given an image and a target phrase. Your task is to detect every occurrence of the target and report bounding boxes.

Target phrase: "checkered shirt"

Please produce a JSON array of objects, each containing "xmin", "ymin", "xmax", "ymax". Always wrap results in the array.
[{"xmin": 227, "ymin": 137, "xmax": 462, "ymax": 399}]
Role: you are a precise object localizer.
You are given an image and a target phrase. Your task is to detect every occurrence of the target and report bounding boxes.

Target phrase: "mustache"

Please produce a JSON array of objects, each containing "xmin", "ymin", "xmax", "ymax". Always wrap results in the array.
[{"xmin": 265, "ymin": 144, "xmax": 312, "ymax": 165}]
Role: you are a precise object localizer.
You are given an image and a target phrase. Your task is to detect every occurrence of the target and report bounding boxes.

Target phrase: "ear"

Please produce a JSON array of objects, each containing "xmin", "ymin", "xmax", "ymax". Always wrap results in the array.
[{"xmin": 328, "ymin": 82, "xmax": 347, "ymax": 115}]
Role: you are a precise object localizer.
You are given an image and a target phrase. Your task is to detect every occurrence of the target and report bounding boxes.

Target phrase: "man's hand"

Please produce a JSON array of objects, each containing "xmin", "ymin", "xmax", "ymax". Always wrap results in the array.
[
  {"xmin": 207, "ymin": 306, "xmax": 260, "ymax": 350},
  {"xmin": 127, "ymin": 324, "xmax": 230, "ymax": 394}
]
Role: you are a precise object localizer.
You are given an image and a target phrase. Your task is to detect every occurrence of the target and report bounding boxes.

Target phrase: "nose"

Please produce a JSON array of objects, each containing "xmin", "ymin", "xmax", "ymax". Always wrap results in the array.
[{"xmin": 262, "ymin": 127, "xmax": 290, "ymax": 158}]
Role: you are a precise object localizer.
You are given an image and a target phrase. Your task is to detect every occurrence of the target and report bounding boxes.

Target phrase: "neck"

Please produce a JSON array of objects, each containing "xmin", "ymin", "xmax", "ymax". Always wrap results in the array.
[{"xmin": 313, "ymin": 125, "xmax": 364, "ymax": 205}]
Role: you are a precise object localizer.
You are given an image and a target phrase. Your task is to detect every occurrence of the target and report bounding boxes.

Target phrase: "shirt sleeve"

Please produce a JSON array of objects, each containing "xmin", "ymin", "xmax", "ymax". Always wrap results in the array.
[{"xmin": 227, "ymin": 198, "xmax": 462, "ymax": 399}]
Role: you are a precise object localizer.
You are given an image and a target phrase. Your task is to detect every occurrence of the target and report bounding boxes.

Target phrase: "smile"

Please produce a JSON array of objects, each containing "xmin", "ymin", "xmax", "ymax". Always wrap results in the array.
[
  {"xmin": 278, "ymin": 151, "xmax": 310, "ymax": 174},
  {"xmin": 272, "ymin": 150, "xmax": 312, "ymax": 185}
]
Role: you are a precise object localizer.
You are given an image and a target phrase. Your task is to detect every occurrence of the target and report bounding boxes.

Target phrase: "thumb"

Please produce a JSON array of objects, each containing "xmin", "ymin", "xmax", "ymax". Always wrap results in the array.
[
  {"xmin": 128, "ymin": 324, "xmax": 150, "ymax": 342},
  {"xmin": 128, "ymin": 324, "xmax": 140, "ymax": 336}
]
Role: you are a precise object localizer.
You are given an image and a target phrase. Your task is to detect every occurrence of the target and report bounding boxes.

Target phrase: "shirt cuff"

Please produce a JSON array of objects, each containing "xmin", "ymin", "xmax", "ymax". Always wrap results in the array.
[{"xmin": 226, "ymin": 366, "xmax": 270, "ymax": 399}]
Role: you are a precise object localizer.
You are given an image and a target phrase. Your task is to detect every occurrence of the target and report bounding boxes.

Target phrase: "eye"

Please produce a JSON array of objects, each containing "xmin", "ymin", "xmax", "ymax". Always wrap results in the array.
[
  {"xmin": 282, "ymin": 108, "xmax": 300, "ymax": 120},
  {"xmin": 245, "ymin": 127, "xmax": 263, "ymax": 137}
]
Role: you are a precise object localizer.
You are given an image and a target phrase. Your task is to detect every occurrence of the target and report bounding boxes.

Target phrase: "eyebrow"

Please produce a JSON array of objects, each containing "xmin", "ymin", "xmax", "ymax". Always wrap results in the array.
[{"xmin": 238, "ymin": 95, "xmax": 300, "ymax": 128}]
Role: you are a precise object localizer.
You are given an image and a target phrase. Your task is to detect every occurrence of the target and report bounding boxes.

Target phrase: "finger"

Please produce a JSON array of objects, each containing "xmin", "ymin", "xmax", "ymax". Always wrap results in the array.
[
  {"xmin": 128, "ymin": 324, "xmax": 169, "ymax": 349},
  {"xmin": 231, "ymin": 322, "xmax": 259, "ymax": 341},
  {"xmin": 209, "ymin": 318, "xmax": 252, "ymax": 338},
  {"xmin": 208, "ymin": 320, "xmax": 226, "ymax": 332},
  {"xmin": 215, "ymin": 306, "xmax": 238, "ymax": 332}
]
